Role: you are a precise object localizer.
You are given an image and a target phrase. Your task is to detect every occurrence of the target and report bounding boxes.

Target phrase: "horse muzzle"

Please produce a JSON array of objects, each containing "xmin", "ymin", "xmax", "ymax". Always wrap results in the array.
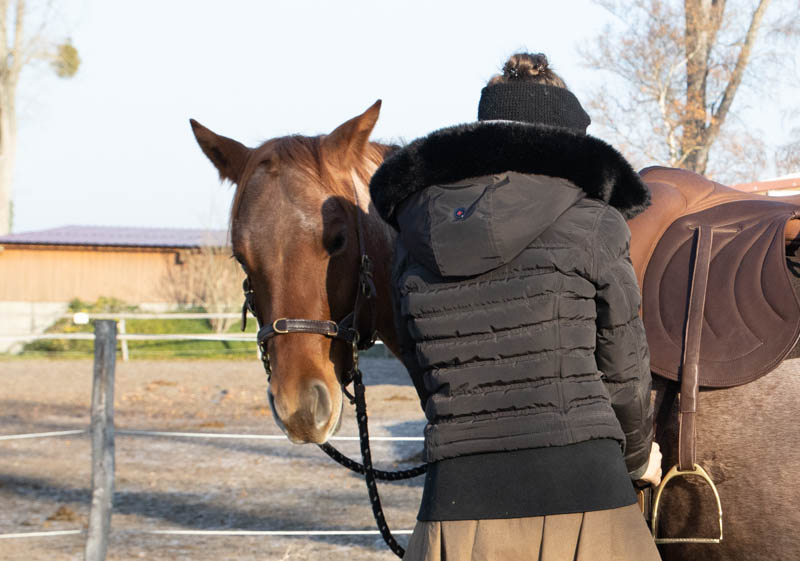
[{"xmin": 268, "ymin": 380, "xmax": 343, "ymax": 444}]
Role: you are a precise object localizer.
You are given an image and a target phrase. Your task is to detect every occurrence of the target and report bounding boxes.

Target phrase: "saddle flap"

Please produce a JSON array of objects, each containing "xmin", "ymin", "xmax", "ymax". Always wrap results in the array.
[{"xmin": 643, "ymin": 200, "xmax": 800, "ymax": 387}]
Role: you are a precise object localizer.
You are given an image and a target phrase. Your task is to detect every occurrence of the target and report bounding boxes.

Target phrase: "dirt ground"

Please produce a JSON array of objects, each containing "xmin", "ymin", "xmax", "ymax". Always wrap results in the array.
[{"xmin": 0, "ymin": 358, "xmax": 426, "ymax": 561}]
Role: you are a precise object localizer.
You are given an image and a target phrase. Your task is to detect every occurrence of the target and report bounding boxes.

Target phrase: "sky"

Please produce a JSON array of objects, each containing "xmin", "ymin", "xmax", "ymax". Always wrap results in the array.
[{"xmin": 9, "ymin": 0, "xmax": 798, "ymax": 234}]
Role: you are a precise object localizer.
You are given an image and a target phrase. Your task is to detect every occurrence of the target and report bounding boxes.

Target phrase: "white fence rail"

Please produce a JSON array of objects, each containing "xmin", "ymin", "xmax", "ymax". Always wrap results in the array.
[
  {"xmin": 0, "ymin": 322, "xmax": 411, "ymax": 558},
  {"xmin": 0, "ymin": 312, "xmax": 254, "ymax": 360},
  {"xmin": 1, "ymin": 311, "xmax": 388, "ymax": 360}
]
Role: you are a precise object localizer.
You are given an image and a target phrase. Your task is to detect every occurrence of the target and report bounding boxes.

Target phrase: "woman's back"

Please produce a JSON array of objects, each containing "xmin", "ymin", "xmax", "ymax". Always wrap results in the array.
[{"xmin": 369, "ymin": 52, "xmax": 663, "ymax": 561}]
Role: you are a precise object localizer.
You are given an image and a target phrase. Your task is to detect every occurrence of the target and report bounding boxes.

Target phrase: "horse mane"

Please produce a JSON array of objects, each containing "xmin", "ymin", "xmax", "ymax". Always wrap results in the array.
[{"xmin": 230, "ymin": 134, "xmax": 395, "ymax": 229}]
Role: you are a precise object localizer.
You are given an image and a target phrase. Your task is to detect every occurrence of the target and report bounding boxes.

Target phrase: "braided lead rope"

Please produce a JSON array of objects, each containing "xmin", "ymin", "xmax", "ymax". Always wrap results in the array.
[
  {"xmin": 317, "ymin": 443, "xmax": 427, "ymax": 481},
  {"xmin": 315, "ymin": 359, "xmax": 426, "ymax": 557},
  {"xmin": 352, "ymin": 366, "xmax": 407, "ymax": 558}
]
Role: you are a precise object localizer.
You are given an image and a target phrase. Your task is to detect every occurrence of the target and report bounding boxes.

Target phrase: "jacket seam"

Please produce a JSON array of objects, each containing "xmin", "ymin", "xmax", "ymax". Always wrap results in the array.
[
  {"xmin": 417, "ymin": 319, "xmax": 562, "ymax": 347},
  {"xmin": 405, "ymin": 292, "xmax": 568, "ymax": 320},
  {"xmin": 426, "ymin": 192, "xmax": 445, "ymax": 276},
  {"xmin": 602, "ymin": 241, "xmax": 650, "ymax": 466},
  {"xmin": 426, "ymin": 349, "xmax": 595, "ymax": 374},
  {"xmin": 486, "ymin": 185, "xmax": 506, "ymax": 261},
  {"xmin": 400, "ymin": 265, "xmax": 561, "ymax": 295},
  {"xmin": 594, "ymin": 204, "xmax": 620, "ymax": 279}
]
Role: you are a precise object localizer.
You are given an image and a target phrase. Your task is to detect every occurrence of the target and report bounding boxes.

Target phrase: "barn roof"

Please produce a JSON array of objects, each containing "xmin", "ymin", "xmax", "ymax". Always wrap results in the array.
[{"xmin": 0, "ymin": 225, "xmax": 229, "ymax": 248}]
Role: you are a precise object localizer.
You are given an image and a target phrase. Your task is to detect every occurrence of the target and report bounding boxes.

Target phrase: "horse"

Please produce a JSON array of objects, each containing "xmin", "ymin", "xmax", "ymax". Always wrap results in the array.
[{"xmin": 191, "ymin": 101, "xmax": 800, "ymax": 561}]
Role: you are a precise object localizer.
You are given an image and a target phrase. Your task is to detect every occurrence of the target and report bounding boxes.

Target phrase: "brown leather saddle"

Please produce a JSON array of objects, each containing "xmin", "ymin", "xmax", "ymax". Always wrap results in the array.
[
  {"xmin": 630, "ymin": 166, "xmax": 800, "ymax": 392},
  {"xmin": 629, "ymin": 167, "xmax": 800, "ymax": 542}
]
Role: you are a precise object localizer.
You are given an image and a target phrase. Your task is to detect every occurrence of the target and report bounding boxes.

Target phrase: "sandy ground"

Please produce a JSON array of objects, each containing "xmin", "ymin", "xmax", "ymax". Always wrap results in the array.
[{"xmin": 0, "ymin": 358, "xmax": 426, "ymax": 561}]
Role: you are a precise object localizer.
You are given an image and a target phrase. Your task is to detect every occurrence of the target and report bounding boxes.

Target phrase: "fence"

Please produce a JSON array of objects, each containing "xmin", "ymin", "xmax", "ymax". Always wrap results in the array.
[
  {"xmin": 0, "ymin": 311, "xmax": 390, "ymax": 360},
  {"xmin": 0, "ymin": 311, "xmax": 255, "ymax": 360},
  {"xmin": 0, "ymin": 320, "xmax": 414, "ymax": 560}
]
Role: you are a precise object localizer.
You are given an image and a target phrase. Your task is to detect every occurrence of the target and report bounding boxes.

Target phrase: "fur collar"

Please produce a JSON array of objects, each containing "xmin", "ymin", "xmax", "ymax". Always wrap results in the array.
[{"xmin": 369, "ymin": 120, "xmax": 650, "ymax": 228}]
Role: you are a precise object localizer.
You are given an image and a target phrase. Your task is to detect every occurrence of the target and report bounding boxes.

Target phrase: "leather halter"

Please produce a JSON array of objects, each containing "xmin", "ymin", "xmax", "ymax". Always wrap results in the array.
[
  {"xmin": 240, "ymin": 176, "xmax": 379, "ymax": 382},
  {"xmin": 241, "ymin": 252, "xmax": 377, "ymax": 386}
]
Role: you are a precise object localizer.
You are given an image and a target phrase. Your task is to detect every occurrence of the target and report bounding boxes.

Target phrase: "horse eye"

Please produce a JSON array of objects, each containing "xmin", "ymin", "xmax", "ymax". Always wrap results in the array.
[{"xmin": 325, "ymin": 231, "xmax": 346, "ymax": 256}]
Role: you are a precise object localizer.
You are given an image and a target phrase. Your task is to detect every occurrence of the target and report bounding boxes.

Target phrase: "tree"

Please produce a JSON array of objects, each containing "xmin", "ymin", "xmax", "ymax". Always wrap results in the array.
[
  {"xmin": 775, "ymin": 128, "xmax": 800, "ymax": 175},
  {"xmin": 0, "ymin": 0, "xmax": 79, "ymax": 235},
  {"xmin": 582, "ymin": 0, "xmax": 799, "ymax": 183},
  {"xmin": 161, "ymin": 244, "xmax": 244, "ymax": 333}
]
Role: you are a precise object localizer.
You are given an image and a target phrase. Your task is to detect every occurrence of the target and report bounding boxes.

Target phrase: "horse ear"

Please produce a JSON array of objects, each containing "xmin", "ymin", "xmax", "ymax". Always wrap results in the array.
[
  {"xmin": 322, "ymin": 100, "xmax": 382, "ymax": 165},
  {"xmin": 190, "ymin": 119, "xmax": 251, "ymax": 184}
]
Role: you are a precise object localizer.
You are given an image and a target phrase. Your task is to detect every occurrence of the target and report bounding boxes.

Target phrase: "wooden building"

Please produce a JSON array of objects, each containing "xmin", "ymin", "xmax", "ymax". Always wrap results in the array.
[
  {"xmin": 0, "ymin": 226, "xmax": 229, "ymax": 349},
  {"xmin": 0, "ymin": 225, "xmax": 228, "ymax": 304}
]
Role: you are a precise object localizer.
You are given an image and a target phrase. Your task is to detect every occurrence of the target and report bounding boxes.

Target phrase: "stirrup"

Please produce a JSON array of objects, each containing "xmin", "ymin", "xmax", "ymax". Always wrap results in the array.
[{"xmin": 651, "ymin": 463, "xmax": 723, "ymax": 544}]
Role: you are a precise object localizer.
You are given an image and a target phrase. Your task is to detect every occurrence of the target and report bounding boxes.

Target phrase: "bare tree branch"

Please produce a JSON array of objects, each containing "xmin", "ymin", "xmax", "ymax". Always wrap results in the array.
[
  {"xmin": 582, "ymin": 0, "xmax": 797, "ymax": 183},
  {"xmin": 0, "ymin": 2, "xmax": 9, "ymax": 66},
  {"xmin": 161, "ymin": 244, "xmax": 243, "ymax": 333},
  {"xmin": 0, "ymin": 0, "xmax": 80, "ymax": 234},
  {"xmin": 775, "ymin": 127, "xmax": 800, "ymax": 175},
  {"xmin": 707, "ymin": 0, "xmax": 771, "ymax": 143},
  {"xmin": 11, "ymin": 0, "xmax": 24, "ymax": 80}
]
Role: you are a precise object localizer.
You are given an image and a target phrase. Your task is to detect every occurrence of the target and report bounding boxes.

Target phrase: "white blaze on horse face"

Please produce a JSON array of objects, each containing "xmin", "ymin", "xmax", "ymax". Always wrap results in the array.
[
  {"xmin": 290, "ymin": 203, "xmax": 320, "ymax": 233},
  {"xmin": 351, "ymin": 166, "xmax": 394, "ymax": 247},
  {"xmin": 280, "ymin": 168, "xmax": 323, "ymax": 235},
  {"xmin": 250, "ymin": 170, "xmax": 346, "ymax": 444}
]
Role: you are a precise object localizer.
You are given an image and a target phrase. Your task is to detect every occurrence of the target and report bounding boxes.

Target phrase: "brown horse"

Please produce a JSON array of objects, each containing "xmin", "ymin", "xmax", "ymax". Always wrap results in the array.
[{"xmin": 191, "ymin": 102, "xmax": 800, "ymax": 560}]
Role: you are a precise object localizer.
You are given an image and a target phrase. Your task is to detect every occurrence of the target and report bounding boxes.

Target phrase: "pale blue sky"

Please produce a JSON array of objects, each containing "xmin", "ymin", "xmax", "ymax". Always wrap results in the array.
[{"xmin": 10, "ymin": 0, "xmax": 796, "ymax": 233}]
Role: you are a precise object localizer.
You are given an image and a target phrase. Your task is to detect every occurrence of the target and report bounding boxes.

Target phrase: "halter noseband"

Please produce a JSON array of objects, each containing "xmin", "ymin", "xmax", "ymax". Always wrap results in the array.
[{"xmin": 241, "ymin": 251, "xmax": 377, "ymax": 385}]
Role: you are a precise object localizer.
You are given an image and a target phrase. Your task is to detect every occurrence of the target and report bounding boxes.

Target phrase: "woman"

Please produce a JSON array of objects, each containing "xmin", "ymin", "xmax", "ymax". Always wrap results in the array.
[{"xmin": 369, "ymin": 53, "xmax": 662, "ymax": 561}]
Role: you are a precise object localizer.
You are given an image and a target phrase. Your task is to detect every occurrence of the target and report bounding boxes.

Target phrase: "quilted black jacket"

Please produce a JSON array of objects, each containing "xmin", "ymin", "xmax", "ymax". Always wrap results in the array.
[{"xmin": 369, "ymin": 120, "xmax": 654, "ymax": 477}]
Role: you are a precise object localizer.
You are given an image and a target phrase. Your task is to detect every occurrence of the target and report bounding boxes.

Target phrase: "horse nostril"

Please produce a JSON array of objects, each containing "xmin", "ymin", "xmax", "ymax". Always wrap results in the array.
[{"xmin": 311, "ymin": 382, "xmax": 332, "ymax": 430}]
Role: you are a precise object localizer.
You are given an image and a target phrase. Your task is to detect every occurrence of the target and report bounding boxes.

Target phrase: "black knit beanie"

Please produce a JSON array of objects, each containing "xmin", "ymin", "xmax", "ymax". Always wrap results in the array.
[{"xmin": 477, "ymin": 82, "xmax": 591, "ymax": 134}]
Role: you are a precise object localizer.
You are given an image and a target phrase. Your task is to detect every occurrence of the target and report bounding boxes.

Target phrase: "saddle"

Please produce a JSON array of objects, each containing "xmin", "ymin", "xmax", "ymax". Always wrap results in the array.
[
  {"xmin": 630, "ymin": 166, "xmax": 800, "ymax": 390},
  {"xmin": 629, "ymin": 167, "xmax": 800, "ymax": 542}
]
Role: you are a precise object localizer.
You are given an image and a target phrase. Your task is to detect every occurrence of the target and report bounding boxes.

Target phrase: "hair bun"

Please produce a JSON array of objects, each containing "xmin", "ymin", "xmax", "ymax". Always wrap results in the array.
[
  {"xmin": 503, "ymin": 53, "xmax": 549, "ymax": 81},
  {"xmin": 486, "ymin": 52, "xmax": 566, "ymax": 89}
]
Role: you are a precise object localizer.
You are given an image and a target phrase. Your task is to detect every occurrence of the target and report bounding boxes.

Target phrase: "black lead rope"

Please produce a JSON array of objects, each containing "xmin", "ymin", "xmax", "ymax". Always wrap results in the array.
[
  {"xmin": 318, "ymin": 366, "xmax": 426, "ymax": 558},
  {"xmin": 317, "ymin": 424, "xmax": 428, "ymax": 481},
  {"xmin": 318, "ymin": 436, "xmax": 428, "ymax": 481}
]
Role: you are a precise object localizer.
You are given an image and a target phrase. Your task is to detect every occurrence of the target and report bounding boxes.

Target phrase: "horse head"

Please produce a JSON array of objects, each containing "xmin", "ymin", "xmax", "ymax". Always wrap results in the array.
[{"xmin": 190, "ymin": 101, "xmax": 397, "ymax": 444}]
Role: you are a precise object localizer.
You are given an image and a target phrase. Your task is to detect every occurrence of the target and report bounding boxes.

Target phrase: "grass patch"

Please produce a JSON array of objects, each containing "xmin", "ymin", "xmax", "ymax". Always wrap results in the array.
[
  {"xmin": 15, "ymin": 297, "xmax": 257, "ymax": 360},
  {"xmin": 7, "ymin": 297, "xmax": 391, "ymax": 361}
]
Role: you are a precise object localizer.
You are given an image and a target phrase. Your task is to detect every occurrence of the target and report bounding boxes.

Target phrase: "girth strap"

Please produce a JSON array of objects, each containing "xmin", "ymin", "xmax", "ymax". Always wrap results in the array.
[{"xmin": 678, "ymin": 225, "xmax": 713, "ymax": 471}]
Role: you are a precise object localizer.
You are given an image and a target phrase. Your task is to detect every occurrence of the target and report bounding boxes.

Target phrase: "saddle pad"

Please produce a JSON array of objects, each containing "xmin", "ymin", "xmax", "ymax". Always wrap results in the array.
[{"xmin": 642, "ymin": 199, "xmax": 800, "ymax": 387}]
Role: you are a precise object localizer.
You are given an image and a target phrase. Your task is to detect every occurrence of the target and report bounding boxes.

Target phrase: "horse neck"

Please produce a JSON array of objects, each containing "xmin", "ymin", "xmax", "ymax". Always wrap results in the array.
[
  {"xmin": 349, "ymin": 146, "xmax": 400, "ymax": 356},
  {"xmin": 363, "ymin": 203, "xmax": 399, "ymax": 355}
]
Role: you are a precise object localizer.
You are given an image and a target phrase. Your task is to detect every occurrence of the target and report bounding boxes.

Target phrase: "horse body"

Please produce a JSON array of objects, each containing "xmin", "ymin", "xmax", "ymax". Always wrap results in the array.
[
  {"xmin": 192, "ymin": 103, "xmax": 800, "ymax": 560},
  {"xmin": 653, "ymin": 367, "xmax": 800, "ymax": 560}
]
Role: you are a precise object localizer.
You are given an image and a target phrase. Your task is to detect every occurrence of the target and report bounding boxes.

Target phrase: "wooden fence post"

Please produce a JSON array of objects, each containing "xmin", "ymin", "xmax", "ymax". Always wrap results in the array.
[
  {"xmin": 84, "ymin": 320, "xmax": 116, "ymax": 561},
  {"xmin": 118, "ymin": 319, "xmax": 129, "ymax": 362}
]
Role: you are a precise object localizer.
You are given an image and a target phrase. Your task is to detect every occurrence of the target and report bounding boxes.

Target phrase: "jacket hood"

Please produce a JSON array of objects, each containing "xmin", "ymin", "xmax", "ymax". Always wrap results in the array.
[
  {"xmin": 369, "ymin": 120, "xmax": 651, "ymax": 229},
  {"xmin": 395, "ymin": 171, "xmax": 585, "ymax": 277}
]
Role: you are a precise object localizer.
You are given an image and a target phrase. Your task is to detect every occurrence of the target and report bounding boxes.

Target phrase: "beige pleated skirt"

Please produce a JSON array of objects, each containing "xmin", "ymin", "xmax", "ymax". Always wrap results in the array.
[{"xmin": 403, "ymin": 504, "xmax": 662, "ymax": 561}]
